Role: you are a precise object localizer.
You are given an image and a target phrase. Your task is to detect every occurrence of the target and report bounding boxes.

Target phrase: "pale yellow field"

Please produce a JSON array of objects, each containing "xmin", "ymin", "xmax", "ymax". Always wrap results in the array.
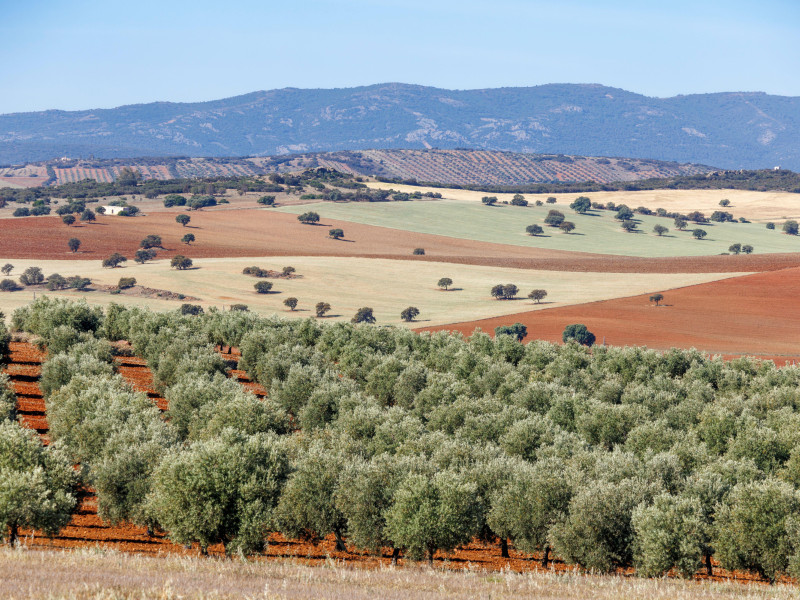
[
  {"xmin": 367, "ymin": 182, "xmax": 800, "ymax": 222},
  {"xmin": 0, "ymin": 256, "xmax": 747, "ymax": 327}
]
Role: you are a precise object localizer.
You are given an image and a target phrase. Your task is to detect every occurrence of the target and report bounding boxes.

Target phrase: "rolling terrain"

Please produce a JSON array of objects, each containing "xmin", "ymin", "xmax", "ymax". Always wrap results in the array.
[{"xmin": 1, "ymin": 83, "xmax": 799, "ymax": 169}]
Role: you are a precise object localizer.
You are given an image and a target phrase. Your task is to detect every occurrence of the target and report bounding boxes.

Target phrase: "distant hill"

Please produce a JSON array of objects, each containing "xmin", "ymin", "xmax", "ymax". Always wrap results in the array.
[
  {"xmin": 0, "ymin": 150, "xmax": 712, "ymax": 188},
  {"xmin": 0, "ymin": 84, "xmax": 799, "ymax": 169}
]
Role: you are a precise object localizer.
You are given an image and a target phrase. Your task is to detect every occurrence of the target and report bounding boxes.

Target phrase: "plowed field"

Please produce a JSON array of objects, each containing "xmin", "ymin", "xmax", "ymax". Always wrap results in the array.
[
  {"xmin": 422, "ymin": 267, "xmax": 800, "ymax": 363},
  {"xmin": 3, "ymin": 211, "xmax": 800, "ymax": 273}
]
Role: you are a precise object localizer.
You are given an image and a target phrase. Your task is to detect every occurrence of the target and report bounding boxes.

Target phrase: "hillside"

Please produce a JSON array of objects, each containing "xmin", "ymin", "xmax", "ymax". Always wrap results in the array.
[
  {"xmin": 0, "ymin": 149, "xmax": 711, "ymax": 188},
  {"xmin": 0, "ymin": 83, "xmax": 798, "ymax": 169}
]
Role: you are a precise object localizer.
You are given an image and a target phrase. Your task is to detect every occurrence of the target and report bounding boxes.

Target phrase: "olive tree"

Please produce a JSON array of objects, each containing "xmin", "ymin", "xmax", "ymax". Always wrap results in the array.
[
  {"xmin": 274, "ymin": 442, "xmax": 349, "ymax": 551},
  {"xmin": 632, "ymin": 493, "xmax": 707, "ymax": 578},
  {"xmin": 147, "ymin": 430, "xmax": 290, "ymax": 554},
  {"xmin": 713, "ymin": 479, "xmax": 800, "ymax": 582},
  {"xmin": 384, "ymin": 470, "xmax": 481, "ymax": 564},
  {"xmin": 0, "ymin": 421, "xmax": 77, "ymax": 544},
  {"xmin": 550, "ymin": 477, "xmax": 654, "ymax": 573},
  {"xmin": 488, "ymin": 459, "xmax": 571, "ymax": 566}
]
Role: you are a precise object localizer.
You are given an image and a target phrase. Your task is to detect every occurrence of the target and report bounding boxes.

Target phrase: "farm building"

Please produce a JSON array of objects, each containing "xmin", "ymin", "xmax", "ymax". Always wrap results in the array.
[{"xmin": 102, "ymin": 205, "xmax": 126, "ymax": 215}]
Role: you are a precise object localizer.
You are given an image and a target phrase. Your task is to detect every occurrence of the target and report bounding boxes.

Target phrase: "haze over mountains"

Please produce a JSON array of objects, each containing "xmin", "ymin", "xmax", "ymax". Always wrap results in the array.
[{"xmin": 1, "ymin": 83, "xmax": 798, "ymax": 170}]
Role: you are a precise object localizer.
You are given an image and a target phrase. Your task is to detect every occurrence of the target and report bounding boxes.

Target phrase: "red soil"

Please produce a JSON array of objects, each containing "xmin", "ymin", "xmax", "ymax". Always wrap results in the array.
[
  {"xmin": 3, "ymin": 210, "xmax": 800, "ymax": 273},
  {"xmin": 422, "ymin": 267, "xmax": 800, "ymax": 363}
]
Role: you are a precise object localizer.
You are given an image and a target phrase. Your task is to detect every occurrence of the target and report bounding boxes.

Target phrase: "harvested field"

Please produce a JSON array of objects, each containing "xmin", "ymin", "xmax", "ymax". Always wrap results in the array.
[
  {"xmin": 1, "ymin": 210, "xmax": 799, "ymax": 273},
  {"xmin": 2, "ymin": 547, "xmax": 793, "ymax": 600},
  {"xmin": 0, "ymin": 257, "xmax": 748, "ymax": 327},
  {"xmin": 422, "ymin": 267, "xmax": 800, "ymax": 362},
  {"xmin": 367, "ymin": 183, "xmax": 800, "ymax": 222}
]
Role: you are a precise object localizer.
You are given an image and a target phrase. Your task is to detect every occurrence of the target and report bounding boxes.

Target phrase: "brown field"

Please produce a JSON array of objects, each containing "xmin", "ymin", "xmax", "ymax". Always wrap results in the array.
[
  {"xmin": 422, "ymin": 267, "xmax": 800, "ymax": 363},
  {"xmin": 3, "ymin": 209, "xmax": 800, "ymax": 273}
]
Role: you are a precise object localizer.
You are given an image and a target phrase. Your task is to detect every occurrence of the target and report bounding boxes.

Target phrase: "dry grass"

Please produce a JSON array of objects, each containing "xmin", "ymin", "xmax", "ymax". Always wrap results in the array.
[
  {"xmin": 366, "ymin": 183, "xmax": 800, "ymax": 223},
  {"xmin": 0, "ymin": 256, "xmax": 746, "ymax": 327},
  {"xmin": 0, "ymin": 546, "xmax": 795, "ymax": 600}
]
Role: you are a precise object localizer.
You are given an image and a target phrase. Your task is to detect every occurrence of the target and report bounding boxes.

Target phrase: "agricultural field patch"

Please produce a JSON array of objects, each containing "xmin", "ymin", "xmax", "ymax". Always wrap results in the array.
[
  {"xmin": 277, "ymin": 198, "xmax": 800, "ymax": 257},
  {"xmin": 424, "ymin": 266, "xmax": 800, "ymax": 361},
  {"xmin": 0, "ymin": 257, "xmax": 744, "ymax": 327}
]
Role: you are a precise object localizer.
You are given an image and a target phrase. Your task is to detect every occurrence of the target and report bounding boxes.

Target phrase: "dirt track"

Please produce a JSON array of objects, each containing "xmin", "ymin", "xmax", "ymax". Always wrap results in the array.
[
  {"xmin": 4, "ymin": 210, "xmax": 800, "ymax": 273},
  {"xmin": 422, "ymin": 267, "xmax": 800, "ymax": 362}
]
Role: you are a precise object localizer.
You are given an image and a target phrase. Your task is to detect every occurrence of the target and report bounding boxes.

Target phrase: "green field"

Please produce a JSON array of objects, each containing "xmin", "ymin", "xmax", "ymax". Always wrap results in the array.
[{"xmin": 277, "ymin": 200, "xmax": 800, "ymax": 257}]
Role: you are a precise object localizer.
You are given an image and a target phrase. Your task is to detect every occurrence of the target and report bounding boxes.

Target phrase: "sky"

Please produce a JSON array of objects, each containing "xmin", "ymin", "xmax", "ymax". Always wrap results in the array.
[{"xmin": 1, "ymin": 0, "xmax": 799, "ymax": 114}]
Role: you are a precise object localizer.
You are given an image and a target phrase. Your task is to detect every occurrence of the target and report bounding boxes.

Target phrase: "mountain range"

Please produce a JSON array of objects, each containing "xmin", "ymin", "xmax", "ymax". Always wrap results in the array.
[{"xmin": 1, "ymin": 83, "xmax": 798, "ymax": 170}]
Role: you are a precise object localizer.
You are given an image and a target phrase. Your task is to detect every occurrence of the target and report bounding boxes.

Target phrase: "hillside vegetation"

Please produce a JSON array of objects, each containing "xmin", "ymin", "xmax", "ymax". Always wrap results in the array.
[{"xmin": 1, "ymin": 83, "xmax": 799, "ymax": 169}]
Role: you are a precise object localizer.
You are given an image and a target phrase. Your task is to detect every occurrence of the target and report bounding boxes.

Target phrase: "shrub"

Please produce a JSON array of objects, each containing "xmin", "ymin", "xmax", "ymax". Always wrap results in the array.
[
  {"xmin": 495, "ymin": 323, "xmax": 527, "ymax": 342},
  {"xmin": 766, "ymin": 222, "xmax": 775, "ymax": 230},
  {"xmin": 163, "ymin": 194, "xmax": 187, "ymax": 207},
  {"xmin": 242, "ymin": 266, "xmax": 269, "ymax": 278},
  {"xmin": 117, "ymin": 277, "xmax": 136, "ymax": 290},
  {"xmin": 546, "ymin": 197, "xmax": 557, "ymax": 204},
  {"xmin": 257, "ymin": 195, "xmax": 275, "ymax": 206},
  {"xmin": 134, "ymin": 249, "xmax": 156, "ymax": 264},
  {"xmin": 12, "ymin": 207, "xmax": 30, "ymax": 217},
  {"xmin": 0, "ymin": 279, "xmax": 19, "ymax": 292},
  {"xmin": 562, "ymin": 323, "xmax": 595, "ymax": 346},
  {"xmin": 230, "ymin": 304, "xmax": 249, "ymax": 311},
  {"xmin": 544, "ymin": 210, "xmax": 565, "ymax": 227},
  {"xmin": 140, "ymin": 235, "xmax": 162, "ymax": 249},
  {"xmin": 170, "ymin": 256, "xmax": 192, "ymax": 270},
  {"xmin": 412, "ymin": 248, "xmax": 425, "ymax": 255},
  {"xmin": 526, "ymin": 224, "xmax": 544, "ymax": 236},
  {"xmin": 254, "ymin": 281, "xmax": 273, "ymax": 294},
  {"xmin": 19, "ymin": 267, "xmax": 44, "ymax": 286},
  {"xmin": 352, "ymin": 307, "xmax": 376, "ymax": 324},
  {"xmin": 180, "ymin": 304, "xmax": 204, "ymax": 316}
]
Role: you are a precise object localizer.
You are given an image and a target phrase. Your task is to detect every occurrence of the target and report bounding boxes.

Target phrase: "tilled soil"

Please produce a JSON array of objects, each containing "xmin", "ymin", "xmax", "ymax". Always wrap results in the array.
[
  {"xmin": 422, "ymin": 266, "xmax": 800, "ymax": 363},
  {"xmin": 3, "ymin": 211, "xmax": 800, "ymax": 273}
]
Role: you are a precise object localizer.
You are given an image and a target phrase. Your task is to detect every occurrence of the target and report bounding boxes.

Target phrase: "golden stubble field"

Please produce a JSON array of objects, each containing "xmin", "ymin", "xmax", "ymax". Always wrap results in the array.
[
  {"xmin": 367, "ymin": 182, "xmax": 800, "ymax": 222},
  {"xmin": 1, "ymin": 547, "xmax": 796, "ymax": 600},
  {"xmin": 0, "ymin": 256, "xmax": 746, "ymax": 327}
]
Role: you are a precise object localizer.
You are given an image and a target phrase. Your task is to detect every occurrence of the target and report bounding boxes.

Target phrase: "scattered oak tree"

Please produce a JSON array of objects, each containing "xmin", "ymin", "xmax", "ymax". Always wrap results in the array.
[
  {"xmin": 653, "ymin": 225, "xmax": 668, "ymax": 236},
  {"xmin": 283, "ymin": 297, "xmax": 298, "ymax": 311},
  {"xmin": 649, "ymin": 293, "xmax": 664, "ymax": 306},
  {"xmin": 401, "ymin": 306, "xmax": 420, "ymax": 322},
  {"xmin": 562, "ymin": 323, "xmax": 596, "ymax": 346},
  {"xmin": 329, "ymin": 228, "xmax": 344, "ymax": 240},
  {"xmin": 176, "ymin": 214, "xmax": 191, "ymax": 227},
  {"xmin": 352, "ymin": 307, "xmax": 376, "ymax": 324},
  {"xmin": 315, "ymin": 302, "xmax": 331, "ymax": 318},
  {"xmin": 494, "ymin": 322, "xmax": 527, "ymax": 342},
  {"xmin": 254, "ymin": 281, "xmax": 273, "ymax": 294},
  {"xmin": 526, "ymin": 224, "xmax": 544, "ymax": 236},
  {"xmin": 544, "ymin": 210, "xmax": 565, "ymax": 227},
  {"xmin": 170, "ymin": 256, "xmax": 193, "ymax": 270},
  {"xmin": 437, "ymin": 278, "xmax": 453, "ymax": 291},
  {"xmin": 569, "ymin": 196, "xmax": 591, "ymax": 214},
  {"xmin": 68, "ymin": 238, "xmax": 81, "ymax": 253},
  {"xmin": 692, "ymin": 229, "xmax": 707, "ymax": 240},
  {"xmin": 298, "ymin": 212, "xmax": 320, "ymax": 225},
  {"xmin": 62, "ymin": 215, "xmax": 75, "ymax": 226},
  {"xmin": 182, "ymin": 233, "xmax": 195, "ymax": 245},
  {"xmin": 528, "ymin": 289, "xmax": 547, "ymax": 303},
  {"xmin": 560, "ymin": 221, "xmax": 576, "ymax": 234}
]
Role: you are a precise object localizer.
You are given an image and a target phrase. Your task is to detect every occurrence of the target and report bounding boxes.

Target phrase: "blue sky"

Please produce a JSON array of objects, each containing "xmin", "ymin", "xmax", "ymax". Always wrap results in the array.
[{"xmin": 1, "ymin": 0, "xmax": 798, "ymax": 114}]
